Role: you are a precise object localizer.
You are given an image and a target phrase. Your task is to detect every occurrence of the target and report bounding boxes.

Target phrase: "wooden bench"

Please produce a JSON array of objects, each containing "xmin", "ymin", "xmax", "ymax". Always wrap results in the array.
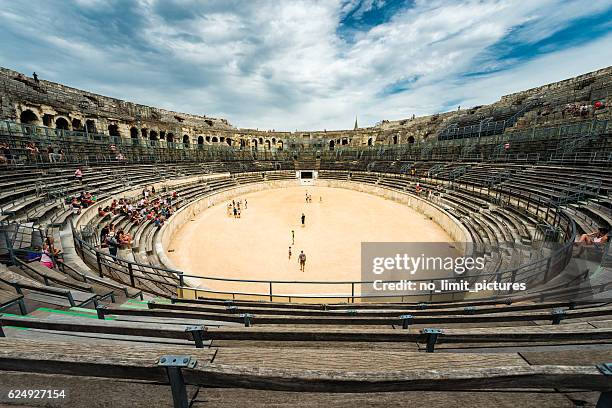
[
  {"xmin": 0, "ymin": 338, "xmax": 610, "ymax": 407},
  {"xmin": 98, "ymin": 303, "xmax": 612, "ymax": 327},
  {"xmin": 0, "ymin": 289, "xmax": 26, "ymax": 315}
]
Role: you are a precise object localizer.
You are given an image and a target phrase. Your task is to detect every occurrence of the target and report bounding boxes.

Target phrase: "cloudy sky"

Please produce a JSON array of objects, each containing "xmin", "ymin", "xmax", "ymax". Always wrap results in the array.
[{"xmin": 0, "ymin": 0, "xmax": 611, "ymax": 131}]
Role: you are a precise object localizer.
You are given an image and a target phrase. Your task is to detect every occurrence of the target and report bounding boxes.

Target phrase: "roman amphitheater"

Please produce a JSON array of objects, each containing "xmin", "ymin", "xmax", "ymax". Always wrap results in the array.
[{"xmin": 0, "ymin": 65, "xmax": 611, "ymax": 408}]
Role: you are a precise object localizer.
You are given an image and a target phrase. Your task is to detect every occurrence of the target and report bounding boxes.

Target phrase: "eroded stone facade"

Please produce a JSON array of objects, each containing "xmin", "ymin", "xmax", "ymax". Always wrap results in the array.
[{"xmin": 1, "ymin": 65, "xmax": 610, "ymax": 150}]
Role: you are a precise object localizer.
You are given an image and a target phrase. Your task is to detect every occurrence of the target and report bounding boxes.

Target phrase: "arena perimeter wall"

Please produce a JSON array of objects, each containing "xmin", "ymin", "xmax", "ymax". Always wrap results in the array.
[{"xmin": 155, "ymin": 177, "xmax": 471, "ymax": 289}]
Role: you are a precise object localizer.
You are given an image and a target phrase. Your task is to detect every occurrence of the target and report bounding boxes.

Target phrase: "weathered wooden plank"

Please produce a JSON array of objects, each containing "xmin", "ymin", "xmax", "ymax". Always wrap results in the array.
[
  {"xmin": 0, "ymin": 338, "xmax": 214, "ymax": 382},
  {"xmin": 180, "ymin": 364, "xmax": 612, "ymax": 392},
  {"xmin": 103, "ymin": 305, "xmax": 612, "ymax": 326},
  {"xmin": 210, "ymin": 340, "xmax": 420, "ymax": 350},
  {"xmin": 0, "ymin": 339, "xmax": 609, "ymax": 393},
  {"xmin": 0, "ymin": 316, "xmax": 193, "ymax": 341},
  {"xmin": 520, "ymin": 349, "xmax": 612, "ymax": 366},
  {"xmin": 155, "ymin": 299, "xmax": 584, "ymax": 317},
  {"xmin": 212, "ymin": 348, "xmax": 528, "ymax": 371},
  {"xmin": 201, "ymin": 325, "xmax": 612, "ymax": 344}
]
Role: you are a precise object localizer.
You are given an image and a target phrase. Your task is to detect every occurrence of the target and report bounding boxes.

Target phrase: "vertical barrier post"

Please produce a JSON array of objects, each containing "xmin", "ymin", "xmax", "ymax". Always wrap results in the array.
[
  {"xmin": 158, "ymin": 356, "xmax": 196, "ymax": 408},
  {"xmin": 128, "ymin": 262, "xmax": 135, "ymax": 287},
  {"xmin": 96, "ymin": 252, "xmax": 103, "ymax": 278}
]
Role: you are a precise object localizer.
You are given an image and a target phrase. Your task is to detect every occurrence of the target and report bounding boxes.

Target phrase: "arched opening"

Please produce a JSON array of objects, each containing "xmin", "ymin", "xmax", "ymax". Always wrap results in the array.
[
  {"xmin": 85, "ymin": 120, "xmax": 96, "ymax": 133},
  {"xmin": 55, "ymin": 117, "xmax": 70, "ymax": 130},
  {"xmin": 407, "ymin": 136, "xmax": 415, "ymax": 144},
  {"xmin": 197, "ymin": 136, "xmax": 204, "ymax": 145},
  {"xmin": 272, "ymin": 138, "xmax": 276, "ymax": 144},
  {"xmin": 130, "ymin": 127, "xmax": 139, "ymax": 138},
  {"xmin": 278, "ymin": 141, "xmax": 284, "ymax": 150},
  {"xmin": 167, "ymin": 133, "xmax": 174, "ymax": 143},
  {"xmin": 141, "ymin": 128, "xmax": 148, "ymax": 139},
  {"xmin": 150, "ymin": 130, "xmax": 158, "ymax": 140},
  {"xmin": 341, "ymin": 138, "xmax": 348, "ymax": 146},
  {"xmin": 43, "ymin": 114, "xmax": 53, "ymax": 127},
  {"xmin": 226, "ymin": 138, "xmax": 232, "ymax": 146},
  {"xmin": 258, "ymin": 137, "xmax": 263, "ymax": 145},
  {"xmin": 71, "ymin": 118, "xmax": 82, "ymax": 131},
  {"xmin": 240, "ymin": 139, "xmax": 246, "ymax": 148},
  {"xmin": 252, "ymin": 139, "xmax": 258, "ymax": 149},
  {"xmin": 211, "ymin": 136, "xmax": 218, "ymax": 143},
  {"xmin": 393, "ymin": 135, "xmax": 398, "ymax": 144},
  {"xmin": 20, "ymin": 109, "xmax": 39, "ymax": 125},
  {"xmin": 159, "ymin": 131, "xmax": 166, "ymax": 140},
  {"xmin": 183, "ymin": 134, "xmax": 189, "ymax": 145},
  {"xmin": 205, "ymin": 136, "xmax": 211, "ymax": 143},
  {"xmin": 329, "ymin": 140, "xmax": 335, "ymax": 150},
  {"xmin": 265, "ymin": 140, "xmax": 271, "ymax": 149},
  {"xmin": 367, "ymin": 138, "xmax": 373, "ymax": 146},
  {"xmin": 108, "ymin": 124, "xmax": 120, "ymax": 136}
]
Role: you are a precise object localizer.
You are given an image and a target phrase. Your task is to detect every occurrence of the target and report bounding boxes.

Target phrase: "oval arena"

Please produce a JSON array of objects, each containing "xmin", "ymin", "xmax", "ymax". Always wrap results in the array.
[{"xmin": 0, "ymin": 67, "xmax": 611, "ymax": 406}]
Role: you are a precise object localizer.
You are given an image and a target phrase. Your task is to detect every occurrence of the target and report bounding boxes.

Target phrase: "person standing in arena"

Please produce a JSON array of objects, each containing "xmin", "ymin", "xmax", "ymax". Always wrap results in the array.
[
  {"xmin": 291, "ymin": 230, "xmax": 295, "ymax": 244},
  {"xmin": 301, "ymin": 213, "xmax": 305, "ymax": 226},
  {"xmin": 288, "ymin": 246, "xmax": 292, "ymax": 260},
  {"xmin": 298, "ymin": 250, "xmax": 306, "ymax": 272}
]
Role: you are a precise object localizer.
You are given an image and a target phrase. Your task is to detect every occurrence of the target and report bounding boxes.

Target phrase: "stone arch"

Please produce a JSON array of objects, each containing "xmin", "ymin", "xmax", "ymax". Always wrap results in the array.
[
  {"xmin": 108, "ymin": 124, "xmax": 120, "ymax": 136},
  {"xmin": 252, "ymin": 139, "xmax": 258, "ymax": 148},
  {"xmin": 272, "ymin": 138, "xmax": 276, "ymax": 144},
  {"xmin": 159, "ymin": 131, "xmax": 166, "ymax": 140},
  {"xmin": 367, "ymin": 138, "xmax": 373, "ymax": 146},
  {"xmin": 85, "ymin": 120, "xmax": 96, "ymax": 133},
  {"xmin": 258, "ymin": 137, "xmax": 263, "ymax": 144},
  {"xmin": 183, "ymin": 134, "xmax": 189, "ymax": 145},
  {"xmin": 407, "ymin": 136, "xmax": 415, "ymax": 144},
  {"xmin": 329, "ymin": 140, "xmax": 335, "ymax": 150},
  {"xmin": 55, "ymin": 117, "xmax": 70, "ymax": 130},
  {"xmin": 43, "ymin": 114, "xmax": 53, "ymax": 127},
  {"xmin": 197, "ymin": 136, "xmax": 204, "ymax": 145},
  {"xmin": 167, "ymin": 133, "xmax": 174, "ymax": 143},
  {"xmin": 141, "ymin": 128, "xmax": 148, "ymax": 138},
  {"xmin": 393, "ymin": 135, "xmax": 398, "ymax": 144},
  {"xmin": 19, "ymin": 109, "xmax": 39, "ymax": 125},
  {"xmin": 278, "ymin": 141, "xmax": 283, "ymax": 150},
  {"xmin": 341, "ymin": 138, "xmax": 348, "ymax": 146},
  {"xmin": 226, "ymin": 138, "xmax": 232, "ymax": 146},
  {"xmin": 71, "ymin": 118, "xmax": 82, "ymax": 131},
  {"xmin": 150, "ymin": 130, "xmax": 158, "ymax": 140},
  {"xmin": 211, "ymin": 136, "xmax": 218, "ymax": 143},
  {"xmin": 130, "ymin": 127, "xmax": 139, "ymax": 138},
  {"xmin": 205, "ymin": 136, "xmax": 211, "ymax": 143}
]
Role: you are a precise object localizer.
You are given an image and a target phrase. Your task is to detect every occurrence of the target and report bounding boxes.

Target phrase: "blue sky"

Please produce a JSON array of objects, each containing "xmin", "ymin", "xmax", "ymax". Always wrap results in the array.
[{"xmin": 0, "ymin": 0, "xmax": 610, "ymax": 130}]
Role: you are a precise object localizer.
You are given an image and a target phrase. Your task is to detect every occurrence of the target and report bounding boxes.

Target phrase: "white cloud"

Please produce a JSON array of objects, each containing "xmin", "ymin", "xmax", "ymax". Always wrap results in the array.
[{"xmin": 0, "ymin": 0, "xmax": 610, "ymax": 130}]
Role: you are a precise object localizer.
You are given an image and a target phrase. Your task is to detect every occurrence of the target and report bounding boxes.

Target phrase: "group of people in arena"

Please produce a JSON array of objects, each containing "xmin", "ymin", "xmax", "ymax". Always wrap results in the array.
[
  {"xmin": 227, "ymin": 199, "xmax": 247, "ymax": 218},
  {"xmin": 68, "ymin": 191, "xmax": 97, "ymax": 215},
  {"xmin": 97, "ymin": 187, "xmax": 177, "ymax": 257}
]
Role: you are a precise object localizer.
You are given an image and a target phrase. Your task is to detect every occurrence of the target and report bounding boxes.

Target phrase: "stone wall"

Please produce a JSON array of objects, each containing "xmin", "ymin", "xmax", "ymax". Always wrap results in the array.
[
  {"xmin": 155, "ymin": 178, "xmax": 470, "ymax": 290},
  {"xmin": 2, "ymin": 64, "xmax": 610, "ymax": 150}
]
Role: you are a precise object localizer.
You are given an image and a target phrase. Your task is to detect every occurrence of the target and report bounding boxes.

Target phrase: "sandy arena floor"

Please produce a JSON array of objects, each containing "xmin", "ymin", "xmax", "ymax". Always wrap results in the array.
[{"xmin": 167, "ymin": 186, "xmax": 452, "ymax": 296}]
